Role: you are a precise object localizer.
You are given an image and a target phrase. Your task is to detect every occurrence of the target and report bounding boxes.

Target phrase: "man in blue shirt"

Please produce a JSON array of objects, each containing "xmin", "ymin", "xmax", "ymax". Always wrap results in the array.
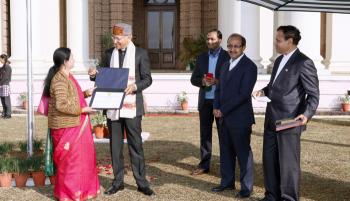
[{"xmin": 190, "ymin": 29, "xmax": 230, "ymax": 176}]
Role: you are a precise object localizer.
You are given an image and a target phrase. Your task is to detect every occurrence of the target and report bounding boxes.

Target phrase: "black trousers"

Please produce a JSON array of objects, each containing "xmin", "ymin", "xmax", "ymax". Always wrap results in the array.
[
  {"xmin": 107, "ymin": 116, "xmax": 149, "ymax": 189},
  {"xmin": 220, "ymin": 122, "xmax": 254, "ymax": 193},
  {"xmin": 198, "ymin": 99, "xmax": 219, "ymax": 171},
  {"xmin": 0, "ymin": 96, "xmax": 11, "ymax": 116},
  {"xmin": 263, "ymin": 128, "xmax": 301, "ymax": 201}
]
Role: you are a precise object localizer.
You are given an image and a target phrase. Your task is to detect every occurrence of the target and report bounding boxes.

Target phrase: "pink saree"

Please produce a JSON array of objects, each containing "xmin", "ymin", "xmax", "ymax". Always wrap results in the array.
[{"xmin": 51, "ymin": 74, "xmax": 100, "ymax": 201}]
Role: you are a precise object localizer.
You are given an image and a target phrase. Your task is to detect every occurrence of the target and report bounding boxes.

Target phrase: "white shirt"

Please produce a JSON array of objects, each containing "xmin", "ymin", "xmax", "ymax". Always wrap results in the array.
[
  {"xmin": 272, "ymin": 48, "xmax": 297, "ymax": 84},
  {"xmin": 229, "ymin": 54, "xmax": 245, "ymax": 71}
]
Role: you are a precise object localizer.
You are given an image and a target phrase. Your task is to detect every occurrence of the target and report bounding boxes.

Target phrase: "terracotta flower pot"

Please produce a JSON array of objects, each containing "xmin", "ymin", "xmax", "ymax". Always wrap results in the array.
[
  {"xmin": 181, "ymin": 101, "xmax": 188, "ymax": 110},
  {"xmin": 14, "ymin": 173, "xmax": 29, "ymax": 187},
  {"xmin": 103, "ymin": 126, "xmax": 110, "ymax": 138},
  {"xmin": 49, "ymin": 175, "xmax": 56, "ymax": 186},
  {"xmin": 31, "ymin": 171, "xmax": 46, "ymax": 186},
  {"xmin": 342, "ymin": 103, "xmax": 350, "ymax": 112},
  {"xmin": 0, "ymin": 173, "xmax": 13, "ymax": 187},
  {"xmin": 22, "ymin": 101, "xmax": 28, "ymax": 110},
  {"xmin": 94, "ymin": 126, "xmax": 104, "ymax": 139}
]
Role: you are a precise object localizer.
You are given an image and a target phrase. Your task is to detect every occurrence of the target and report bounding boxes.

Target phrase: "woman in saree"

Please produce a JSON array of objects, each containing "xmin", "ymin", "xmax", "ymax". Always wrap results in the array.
[{"xmin": 44, "ymin": 47, "xmax": 100, "ymax": 201}]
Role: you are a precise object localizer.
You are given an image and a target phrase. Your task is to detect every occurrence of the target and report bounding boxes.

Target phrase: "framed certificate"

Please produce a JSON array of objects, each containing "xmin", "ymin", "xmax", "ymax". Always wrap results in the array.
[{"xmin": 89, "ymin": 88, "xmax": 126, "ymax": 109}]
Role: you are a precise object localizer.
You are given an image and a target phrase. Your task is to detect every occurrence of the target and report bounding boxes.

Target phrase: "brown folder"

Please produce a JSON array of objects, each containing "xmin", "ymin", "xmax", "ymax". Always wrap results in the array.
[{"xmin": 275, "ymin": 118, "xmax": 303, "ymax": 132}]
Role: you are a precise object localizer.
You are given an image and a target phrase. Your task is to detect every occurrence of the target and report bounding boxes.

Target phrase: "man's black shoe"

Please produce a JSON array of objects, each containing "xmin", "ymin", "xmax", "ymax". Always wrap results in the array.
[
  {"xmin": 211, "ymin": 185, "xmax": 235, "ymax": 192},
  {"xmin": 3, "ymin": 115, "xmax": 11, "ymax": 119},
  {"xmin": 235, "ymin": 191, "xmax": 251, "ymax": 198},
  {"xmin": 104, "ymin": 185, "xmax": 124, "ymax": 195},
  {"xmin": 258, "ymin": 198, "xmax": 269, "ymax": 201},
  {"xmin": 137, "ymin": 186, "xmax": 155, "ymax": 196}
]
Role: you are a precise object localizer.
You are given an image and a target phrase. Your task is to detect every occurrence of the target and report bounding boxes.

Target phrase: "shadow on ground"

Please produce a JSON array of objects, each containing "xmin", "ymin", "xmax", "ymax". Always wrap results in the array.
[
  {"xmin": 15, "ymin": 138, "xmax": 350, "ymax": 201},
  {"xmin": 142, "ymin": 140, "xmax": 350, "ymax": 201}
]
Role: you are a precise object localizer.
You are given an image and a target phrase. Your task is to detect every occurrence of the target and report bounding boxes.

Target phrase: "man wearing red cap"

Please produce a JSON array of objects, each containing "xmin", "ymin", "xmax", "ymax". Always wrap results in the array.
[{"xmin": 89, "ymin": 22, "xmax": 154, "ymax": 196}]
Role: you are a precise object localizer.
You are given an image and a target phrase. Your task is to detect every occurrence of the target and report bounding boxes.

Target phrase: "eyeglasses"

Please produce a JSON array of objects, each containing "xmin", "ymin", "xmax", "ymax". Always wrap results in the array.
[
  {"xmin": 227, "ymin": 45, "xmax": 243, "ymax": 49},
  {"xmin": 111, "ymin": 36, "xmax": 126, "ymax": 41}
]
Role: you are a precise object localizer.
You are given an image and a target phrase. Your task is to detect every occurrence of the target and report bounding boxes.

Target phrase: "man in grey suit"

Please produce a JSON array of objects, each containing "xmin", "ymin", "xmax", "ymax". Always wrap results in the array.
[
  {"xmin": 89, "ymin": 23, "xmax": 154, "ymax": 196},
  {"xmin": 254, "ymin": 25, "xmax": 319, "ymax": 201}
]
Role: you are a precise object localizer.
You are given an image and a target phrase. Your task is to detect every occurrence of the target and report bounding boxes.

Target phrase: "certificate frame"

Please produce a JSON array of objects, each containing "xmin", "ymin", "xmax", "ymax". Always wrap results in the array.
[{"xmin": 89, "ymin": 88, "xmax": 126, "ymax": 109}]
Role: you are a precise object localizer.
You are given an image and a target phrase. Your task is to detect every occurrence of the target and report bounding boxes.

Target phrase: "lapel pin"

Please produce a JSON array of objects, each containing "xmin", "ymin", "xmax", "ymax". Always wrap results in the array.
[{"xmin": 285, "ymin": 69, "xmax": 288, "ymax": 72}]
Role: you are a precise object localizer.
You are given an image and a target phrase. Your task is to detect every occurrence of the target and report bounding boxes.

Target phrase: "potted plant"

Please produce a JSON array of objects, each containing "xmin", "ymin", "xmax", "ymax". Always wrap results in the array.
[
  {"xmin": 179, "ymin": 34, "xmax": 207, "ymax": 71},
  {"xmin": 177, "ymin": 91, "xmax": 189, "ymax": 111},
  {"xmin": 0, "ymin": 157, "xmax": 13, "ymax": 187},
  {"xmin": 0, "ymin": 142, "xmax": 14, "ymax": 156},
  {"xmin": 18, "ymin": 139, "xmax": 43, "ymax": 154},
  {"xmin": 91, "ymin": 112, "xmax": 107, "ymax": 139},
  {"xmin": 28, "ymin": 155, "xmax": 46, "ymax": 186},
  {"xmin": 340, "ymin": 94, "xmax": 350, "ymax": 112},
  {"xmin": 18, "ymin": 92, "xmax": 28, "ymax": 110},
  {"xmin": 13, "ymin": 157, "xmax": 30, "ymax": 187}
]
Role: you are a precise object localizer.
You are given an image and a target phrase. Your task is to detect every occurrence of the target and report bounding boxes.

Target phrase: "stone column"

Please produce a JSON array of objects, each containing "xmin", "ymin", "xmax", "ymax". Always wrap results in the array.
[
  {"xmin": 281, "ymin": 12, "xmax": 329, "ymax": 75},
  {"xmin": 219, "ymin": 1, "xmax": 263, "ymax": 72},
  {"xmin": 259, "ymin": 8, "xmax": 274, "ymax": 73},
  {"xmin": 325, "ymin": 13, "xmax": 350, "ymax": 74},
  {"xmin": 241, "ymin": 2, "xmax": 263, "ymax": 72},
  {"xmin": 66, "ymin": 0, "xmax": 89, "ymax": 73},
  {"xmin": 10, "ymin": 0, "xmax": 60, "ymax": 77},
  {"xmin": 218, "ymin": 0, "xmax": 241, "ymax": 43},
  {"xmin": 10, "ymin": 0, "xmax": 27, "ymax": 75},
  {"xmin": 31, "ymin": 0, "xmax": 60, "ymax": 75}
]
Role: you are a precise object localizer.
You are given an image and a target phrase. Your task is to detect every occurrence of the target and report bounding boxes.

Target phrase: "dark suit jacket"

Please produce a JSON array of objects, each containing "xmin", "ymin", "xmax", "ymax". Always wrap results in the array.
[
  {"xmin": 214, "ymin": 55, "xmax": 257, "ymax": 128},
  {"xmin": 0, "ymin": 64, "xmax": 12, "ymax": 85},
  {"xmin": 190, "ymin": 48, "xmax": 230, "ymax": 110},
  {"xmin": 262, "ymin": 49, "xmax": 319, "ymax": 132},
  {"xmin": 91, "ymin": 47, "xmax": 152, "ymax": 116}
]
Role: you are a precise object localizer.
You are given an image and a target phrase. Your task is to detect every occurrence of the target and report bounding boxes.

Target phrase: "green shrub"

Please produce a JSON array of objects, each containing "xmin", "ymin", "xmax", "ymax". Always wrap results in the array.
[
  {"xmin": 179, "ymin": 34, "xmax": 207, "ymax": 70},
  {"xmin": 0, "ymin": 142, "xmax": 14, "ymax": 155},
  {"xmin": 18, "ymin": 140, "xmax": 43, "ymax": 153},
  {"xmin": 27, "ymin": 155, "xmax": 44, "ymax": 172},
  {"xmin": 91, "ymin": 112, "xmax": 106, "ymax": 126},
  {"xmin": 12, "ymin": 157, "xmax": 30, "ymax": 174},
  {"xmin": 0, "ymin": 157, "xmax": 14, "ymax": 173}
]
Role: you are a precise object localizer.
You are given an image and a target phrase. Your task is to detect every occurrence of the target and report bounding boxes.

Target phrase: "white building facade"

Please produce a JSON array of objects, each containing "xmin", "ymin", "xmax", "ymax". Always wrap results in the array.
[{"xmin": 2, "ymin": 0, "xmax": 350, "ymax": 112}]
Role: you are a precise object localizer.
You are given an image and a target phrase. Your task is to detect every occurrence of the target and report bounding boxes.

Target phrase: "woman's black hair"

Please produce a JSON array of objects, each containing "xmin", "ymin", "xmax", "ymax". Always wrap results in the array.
[
  {"xmin": 0, "ymin": 54, "xmax": 10, "ymax": 68},
  {"xmin": 43, "ymin": 47, "xmax": 71, "ymax": 97}
]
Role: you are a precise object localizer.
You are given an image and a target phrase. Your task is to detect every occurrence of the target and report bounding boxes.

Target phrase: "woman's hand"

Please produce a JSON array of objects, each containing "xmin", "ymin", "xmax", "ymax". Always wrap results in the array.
[
  {"xmin": 84, "ymin": 87, "xmax": 96, "ymax": 97},
  {"xmin": 81, "ymin": 107, "xmax": 95, "ymax": 114}
]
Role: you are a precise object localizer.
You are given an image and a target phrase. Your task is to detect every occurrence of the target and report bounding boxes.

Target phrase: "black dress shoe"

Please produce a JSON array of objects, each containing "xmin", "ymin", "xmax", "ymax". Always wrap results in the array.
[
  {"xmin": 3, "ymin": 115, "xmax": 11, "ymax": 119},
  {"xmin": 211, "ymin": 185, "xmax": 235, "ymax": 192},
  {"xmin": 137, "ymin": 186, "xmax": 155, "ymax": 196},
  {"xmin": 258, "ymin": 198, "xmax": 269, "ymax": 201},
  {"xmin": 104, "ymin": 185, "xmax": 124, "ymax": 195},
  {"xmin": 235, "ymin": 191, "xmax": 251, "ymax": 198}
]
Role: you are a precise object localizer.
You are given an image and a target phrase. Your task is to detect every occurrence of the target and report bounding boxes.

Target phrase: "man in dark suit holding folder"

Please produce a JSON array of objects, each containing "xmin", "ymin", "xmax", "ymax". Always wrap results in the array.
[
  {"xmin": 89, "ymin": 23, "xmax": 154, "ymax": 196},
  {"xmin": 253, "ymin": 25, "xmax": 319, "ymax": 201}
]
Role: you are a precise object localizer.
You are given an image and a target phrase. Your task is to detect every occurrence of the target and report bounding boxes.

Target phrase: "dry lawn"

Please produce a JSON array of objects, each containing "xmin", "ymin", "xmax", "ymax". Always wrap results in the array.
[{"xmin": 0, "ymin": 114, "xmax": 349, "ymax": 201}]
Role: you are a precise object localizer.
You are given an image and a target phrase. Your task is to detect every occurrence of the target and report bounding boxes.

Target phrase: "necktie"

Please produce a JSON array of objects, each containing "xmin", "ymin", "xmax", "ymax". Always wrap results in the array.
[{"xmin": 118, "ymin": 49, "xmax": 126, "ymax": 68}]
